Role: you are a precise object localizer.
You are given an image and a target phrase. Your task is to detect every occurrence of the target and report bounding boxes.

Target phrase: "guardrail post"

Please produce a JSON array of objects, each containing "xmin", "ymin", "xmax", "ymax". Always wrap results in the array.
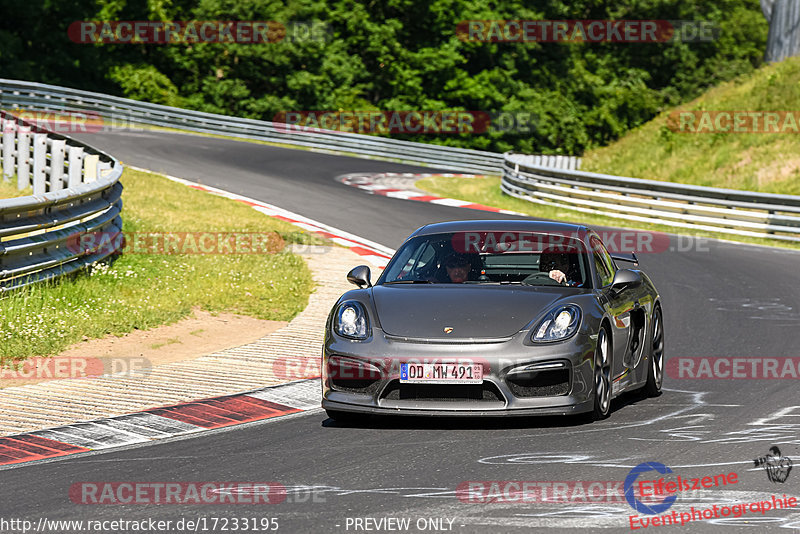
[
  {"xmin": 83, "ymin": 154, "xmax": 99, "ymax": 182},
  {"xmin": 32, "ymin": 133, "xmax": 47, "ymax": 195},
  {"xmin": 567, "ymin": 156, "xmax": 577, "ymax": 170},
  {"xmin": 49, "ymin": 139, "xmax": 67, "ymax": 191},
  {"xmin": 2, "ymin": 118, "xmax": 15, "ymax": 180},
  {"xmin": 67, "ymin": 146, "xmax": 84, "ymax": 188},
  {"xmin": 17, "ymin": 125, "xmax": 31, "ymax": 190}
]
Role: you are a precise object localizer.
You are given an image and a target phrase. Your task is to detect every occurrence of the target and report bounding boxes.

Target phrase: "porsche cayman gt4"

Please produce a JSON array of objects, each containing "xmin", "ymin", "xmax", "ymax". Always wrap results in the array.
[{"xmin": 322, "ymin": 220, "xmax": 664, "ymax": 422}]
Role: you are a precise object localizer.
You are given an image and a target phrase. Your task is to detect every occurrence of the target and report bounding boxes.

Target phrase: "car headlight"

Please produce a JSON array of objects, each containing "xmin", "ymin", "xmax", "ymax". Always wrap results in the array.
[
  {"xmin": 532, "ymin": 305, "xmax": 581, "ymax": 342},
  {"xmin": 334, "ymin": 301, "xmax": 370, "ymax": 340}
]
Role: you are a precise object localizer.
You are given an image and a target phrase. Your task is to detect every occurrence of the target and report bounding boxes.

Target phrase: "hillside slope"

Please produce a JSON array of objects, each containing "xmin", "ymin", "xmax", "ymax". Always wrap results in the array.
[{"xmin": 582, "ymin": 55, "xmax": 800, "ymax": 195}]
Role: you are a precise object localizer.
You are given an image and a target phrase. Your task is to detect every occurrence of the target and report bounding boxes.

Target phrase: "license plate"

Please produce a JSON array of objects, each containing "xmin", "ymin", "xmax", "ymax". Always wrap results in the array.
[{"xmin": 400, "ymin": 363, "xmax": 483, "ymax": 384}]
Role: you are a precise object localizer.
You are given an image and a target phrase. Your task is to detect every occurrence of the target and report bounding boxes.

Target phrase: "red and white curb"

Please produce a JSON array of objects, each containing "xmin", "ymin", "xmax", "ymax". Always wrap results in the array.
[
  {"xmin": 1, "ymin": 166, "xmax": 382, "ymax": 468},
  {"xmin": 337, "ymin": 172, "xmax": 524, "ymax": 216},
  {"xmin": 0, "ymin": 169, "xmax": 523, "ymax": 468},
  {"xmin": 0, "ymin": 379, "xmax": 320, "ymax": 468},
  {"xmin": 130, "ymin": 166, "xmax": 394, "ymax": 268}
]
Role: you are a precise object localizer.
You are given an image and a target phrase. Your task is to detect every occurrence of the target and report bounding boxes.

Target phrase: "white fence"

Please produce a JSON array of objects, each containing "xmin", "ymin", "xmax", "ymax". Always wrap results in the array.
[{"xmin": 0, "ymin": 110, "xmax": 123, "ymax": 291}]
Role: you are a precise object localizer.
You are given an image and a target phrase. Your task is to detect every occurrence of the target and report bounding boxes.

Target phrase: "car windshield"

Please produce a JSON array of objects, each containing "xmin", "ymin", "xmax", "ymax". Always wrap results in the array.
[{"xmin": 380, "ymin": 231, "xmax": 589, "ymax": 287}]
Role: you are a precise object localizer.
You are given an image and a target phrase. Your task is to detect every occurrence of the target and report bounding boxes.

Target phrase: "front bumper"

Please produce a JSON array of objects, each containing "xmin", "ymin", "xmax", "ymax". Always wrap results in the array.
[
  {"xmin": 322, "ymin": 327, "xmax": 597, "ymax": 417},
  {"xmin": 322, "ymin": 397, "xmax": 594, "ymax": 417}
]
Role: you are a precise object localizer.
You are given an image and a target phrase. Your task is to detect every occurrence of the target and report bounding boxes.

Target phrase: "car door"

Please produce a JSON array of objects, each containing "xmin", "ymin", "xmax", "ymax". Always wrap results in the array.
[{"xmin": 590, "ymin": 235, "xmax": 637, "ymax": 389}]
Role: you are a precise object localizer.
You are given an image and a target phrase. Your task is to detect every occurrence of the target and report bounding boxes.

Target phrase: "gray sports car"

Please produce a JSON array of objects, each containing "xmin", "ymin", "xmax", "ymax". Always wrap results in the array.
[{"xmin": 322, "ymin": 220, "xmax": 664, "ymax": 422}]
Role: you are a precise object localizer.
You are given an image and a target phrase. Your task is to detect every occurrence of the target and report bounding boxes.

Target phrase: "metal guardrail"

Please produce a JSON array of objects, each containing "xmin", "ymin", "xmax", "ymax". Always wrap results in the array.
[
  {"xmin": 4, "ymin": 79, "xmax": 796, "ymax": 248},
  {"xmin": 0, "ymin": 79, "xmax": 583, "ymax": 175},
  {"xmin": 502, "ymin": 152, "xmax": 800, "ymax": 242},
  {"xmin": 499, "ymin": 153, "xmax": 581, "ymax": 172},
  {"xmin": 0, "ymin": 110, "xmax": 124, "ymax": 291}
]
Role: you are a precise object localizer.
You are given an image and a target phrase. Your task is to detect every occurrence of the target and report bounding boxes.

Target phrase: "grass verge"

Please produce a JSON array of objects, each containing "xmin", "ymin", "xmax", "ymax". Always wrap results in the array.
[
  {"xmin": 415, "ymin": 175, "xmax": 800, "ymax": 250},
  {"xmin": 582, "ymin": 55, "xmax": 800, "ymax": 195},
  {"xmin": 0, "ymin": 177, "xmax": 32, "ymax": 198},
  {"xmin": 0, "ymin": 167, "xmax": 325, "ymax": 362}
]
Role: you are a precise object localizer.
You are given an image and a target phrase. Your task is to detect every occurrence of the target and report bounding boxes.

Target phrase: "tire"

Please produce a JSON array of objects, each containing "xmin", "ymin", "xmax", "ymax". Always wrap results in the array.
[
  {"xmin": 590, "ymin": 325, "xmax": 612, "ymax": 421},
  {"xmin": 643, "ymin": 306, "xmax": 664, "ymax": 397}
]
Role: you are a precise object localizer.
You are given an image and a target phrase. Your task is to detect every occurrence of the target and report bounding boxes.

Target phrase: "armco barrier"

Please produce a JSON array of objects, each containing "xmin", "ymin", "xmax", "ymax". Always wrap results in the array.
[
  {"xmin": 4, "ymin": 79, "xmax": 796, "ymax": 248},
  {"xmin": 502, "ymin": 152, "xmax": 800, "ymax": 242},
  {"xmin": 0, "ymin": 79, "xmax": 582, "ymax": 175},
  {"xmin": 0, "ymin": 109, "xmax": 123, "ymax": 291}
]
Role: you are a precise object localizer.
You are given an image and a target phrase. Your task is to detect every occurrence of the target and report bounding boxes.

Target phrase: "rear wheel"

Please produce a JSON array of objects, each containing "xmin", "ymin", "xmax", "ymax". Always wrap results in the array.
[
  {"xmin": 591, "ymin": 325, "xmax": 612, "ymax": 421},
  {"xmin": 643, "ymin": 306, "xmax": 664, "ymax": 397}
]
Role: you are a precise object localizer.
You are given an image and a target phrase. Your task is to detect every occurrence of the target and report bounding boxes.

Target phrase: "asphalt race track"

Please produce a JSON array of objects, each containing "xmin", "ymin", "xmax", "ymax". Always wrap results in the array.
[{"xmin": 3, "ymin": 130, "xmax": 800, "ymax": 533}]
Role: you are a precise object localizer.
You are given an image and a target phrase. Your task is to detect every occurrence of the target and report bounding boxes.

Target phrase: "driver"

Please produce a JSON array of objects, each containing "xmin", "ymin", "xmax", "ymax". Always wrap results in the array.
[
  {"xmin": 539, "ymin": 247, "xmax": 581, "ymax": 286},
  {"xmin": 443, "ymin": 253, "xmax": 471, "ymax": 283}
]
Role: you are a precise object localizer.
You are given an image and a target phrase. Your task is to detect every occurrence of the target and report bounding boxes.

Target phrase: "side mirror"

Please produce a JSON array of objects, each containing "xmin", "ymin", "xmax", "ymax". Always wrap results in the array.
[
  {"xmin": 610, "ymin": 269, "xmax": 642, "ymax": 293},
  {"xmin": 347, "ymin": 265, "xmax": 372, "ymax": 288}
]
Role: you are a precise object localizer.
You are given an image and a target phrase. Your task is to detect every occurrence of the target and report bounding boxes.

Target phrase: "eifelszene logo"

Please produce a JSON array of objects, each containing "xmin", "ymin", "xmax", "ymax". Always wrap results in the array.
[{"xmin": 624, "ymin": 462, "xmax": 677, "ymax": 515}]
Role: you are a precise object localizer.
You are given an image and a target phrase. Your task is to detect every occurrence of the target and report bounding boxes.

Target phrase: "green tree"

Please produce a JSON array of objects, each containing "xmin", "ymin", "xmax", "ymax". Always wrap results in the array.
[{"xmin": 0, "ymin": 0, "xmax": 769, "ymax": 154}]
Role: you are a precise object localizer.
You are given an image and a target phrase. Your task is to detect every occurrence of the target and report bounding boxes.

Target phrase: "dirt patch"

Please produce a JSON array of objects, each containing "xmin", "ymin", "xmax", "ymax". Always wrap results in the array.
[
  {"xmin": 0, "ymin": 309, "xmax": 287, "ymax": 388},
  {"xmin": 756, "ymin": 157, "xmax": 800, "ymax": 187},
  {"xmin": 733, "ymin": 147, "xmax": 754, "ymax": 170}
]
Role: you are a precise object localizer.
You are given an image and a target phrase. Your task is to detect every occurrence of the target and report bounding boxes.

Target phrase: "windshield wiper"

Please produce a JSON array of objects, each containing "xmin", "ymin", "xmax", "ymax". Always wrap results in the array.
[{"xmin": 384, "ymin": 279, "xmax": 433, "ymax": 284}]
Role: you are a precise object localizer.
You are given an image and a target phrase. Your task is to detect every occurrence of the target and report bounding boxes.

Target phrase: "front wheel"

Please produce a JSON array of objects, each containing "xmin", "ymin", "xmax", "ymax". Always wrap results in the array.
[
  {"xmin": 590, "ymin": 325, "xmax": 612, "ymax": 421},
  {"xmin": 643, "ymin": 306, "xmax": 664, "ymax": 397}
]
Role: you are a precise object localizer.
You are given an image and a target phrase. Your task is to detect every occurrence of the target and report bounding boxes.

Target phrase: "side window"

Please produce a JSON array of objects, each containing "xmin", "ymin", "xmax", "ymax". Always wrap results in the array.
[
  {"xmin": 383, "ymin": 243, "xmax": 416, "ymax": 280},
  {"xmin": 590, "ymin": 236, "xmax": 615, "ymax": 287},
  {"xmin": 413, "ymin": 243, "xmax": 436, "ymax": 275},
  {"xmin": 382, "ymin": 237, "xmax": 446, "ymax": 282}
]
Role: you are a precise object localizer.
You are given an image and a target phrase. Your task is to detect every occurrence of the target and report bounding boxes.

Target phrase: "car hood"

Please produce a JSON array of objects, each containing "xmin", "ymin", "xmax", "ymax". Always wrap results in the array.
[{"xmin": 372, "ymin": 285, "xmax": 568, "ymax": 339}]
